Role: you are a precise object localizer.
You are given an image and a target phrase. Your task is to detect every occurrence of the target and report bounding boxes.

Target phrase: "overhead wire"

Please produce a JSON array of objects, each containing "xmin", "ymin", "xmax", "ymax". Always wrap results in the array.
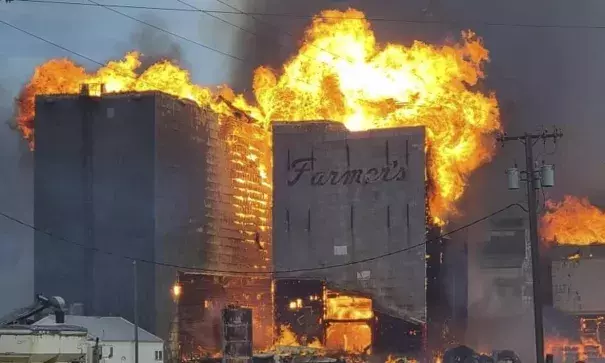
[
  {"xmin": 209, "ymin": 0, "xmax": 359, "ymax": 65},
  {"xmin": 0, "ymin": 18, "xmax": 113, "ymax": 68},
  {"xmin": 0, "ymin": 203, "xmax": 524, "ymax": 276},
  {"xmin": 3, "ymin": 0, "xmax": 340, "ymax": 97},
  {"xmin": 0, "ymin": 7, "xmax": 318, "ymax": 124},
  {"xmin": 173, "ymin": 0, "xmax": 253, "ymax": 36},
  {"xmin": 0, "ymin": 18, "xmax": 247, "ymax": 109},
  {"xmin": 1, "ymin": 2, "xmax": 527, "ymax": 274},
  {"xmin": 10, "ymin": 0, "xmax": 605, "ymax": 30},
  {"xmin": 83, "ymin": 0, "xmax": 243, "ymax": 62}
]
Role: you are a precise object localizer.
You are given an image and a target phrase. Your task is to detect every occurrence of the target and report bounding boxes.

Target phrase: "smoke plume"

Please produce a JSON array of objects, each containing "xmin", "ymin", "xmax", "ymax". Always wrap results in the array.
[
  {"xmin": 118, "ymin": 13, "xmax": 185, "ymax": 71},
  {"xmin": 0, "ymin": 84, "xmax": 33, "ymax": 316}
]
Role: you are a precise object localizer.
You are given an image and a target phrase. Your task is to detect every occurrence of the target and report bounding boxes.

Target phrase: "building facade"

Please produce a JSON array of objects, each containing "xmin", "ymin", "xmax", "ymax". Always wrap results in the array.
[
  {"xmin": 467, "ymin": 215, "xmax": 537, "ymax": 361},
  {"xmin": 272, "ymin": 121, "xmax": 427, "ymax": 323},
  {"xmin": 33, "ymin": 91, "xmax": 271, "ymax": 340},
  {"xmin": 552, "ymin": 245, "xmax": 605, "ymax": 315}
]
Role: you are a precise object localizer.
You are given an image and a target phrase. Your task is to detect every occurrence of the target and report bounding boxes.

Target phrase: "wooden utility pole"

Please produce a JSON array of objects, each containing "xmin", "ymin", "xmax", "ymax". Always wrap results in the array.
[
  {"xmin": 133, "ymin": 260, "xmax": 139, "ymax": 363},
  {"xmin": 497, "ymin": 129, "xmax": 563, "ymax": 363}
]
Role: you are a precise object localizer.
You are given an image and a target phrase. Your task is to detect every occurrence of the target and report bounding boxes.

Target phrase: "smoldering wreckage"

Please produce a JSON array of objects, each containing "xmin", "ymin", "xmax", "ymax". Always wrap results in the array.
[{"xmin": 3, "ymin": 6, "xmax": 605, "ymax": 363}]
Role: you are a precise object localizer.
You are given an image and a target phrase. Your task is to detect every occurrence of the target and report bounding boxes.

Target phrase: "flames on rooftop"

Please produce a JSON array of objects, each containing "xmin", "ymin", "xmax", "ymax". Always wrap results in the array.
[
  {"xmin": 15, "ymin": 7, "xmax": 509, "ymax": 362},
  {"xmin": 541, "ymin": 195, "xmax": 605, "ymax": 245},
  {"xmin": 16, "ymin": 8, "xmax": 501, "ymax": 225}
]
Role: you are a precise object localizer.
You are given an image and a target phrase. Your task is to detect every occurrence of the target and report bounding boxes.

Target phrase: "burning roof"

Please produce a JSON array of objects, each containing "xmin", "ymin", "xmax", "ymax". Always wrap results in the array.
[
  {"xmin": 541, "ymin": 195, "xmax": 605, "ymax": 245},
  {"xmin": 16, "ymin": 8, "xmax": 500, "ymax": 225}
]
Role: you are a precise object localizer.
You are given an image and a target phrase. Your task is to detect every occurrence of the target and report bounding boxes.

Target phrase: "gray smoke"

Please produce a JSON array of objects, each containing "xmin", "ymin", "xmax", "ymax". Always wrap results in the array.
[
  {"xmin": 0, "ymin": 84, "xmax": 33, "ymax": 316},
  {"xmin": 117, "ymin": 13, "xmax": 185, "ymax": 71}
]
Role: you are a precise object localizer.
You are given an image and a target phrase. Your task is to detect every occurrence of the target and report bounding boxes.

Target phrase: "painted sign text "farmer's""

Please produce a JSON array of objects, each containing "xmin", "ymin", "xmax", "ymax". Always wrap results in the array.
[{"xmin": 287, "ymin": 157, "xmax": 406, "ymax": 186}]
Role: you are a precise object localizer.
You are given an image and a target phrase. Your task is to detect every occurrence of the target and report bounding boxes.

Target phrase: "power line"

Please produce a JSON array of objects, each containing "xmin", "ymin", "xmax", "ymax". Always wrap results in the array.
[
  {"xmin": 177, "ymin": 0, "xmax": 348, "ymax": 75},
  {"xmin": 0, "ymin": 18, "xmax": 245, "ymax": 98},
  {"xmin": 0, "ymin": 203, "xmax": 522, "ymax": 275},
  {"xmin": 209, "ymin": 0, "xmax": 355, "ymax": 65},
  {"xmin": 174, "ymin": 0, "xmax": 254, "ymax": 37},
  {"xmin": 0, "ymin": 18, "xmax": 109, "ymax": 67},
  {"xmin": 83, "ymin": 0, "xmax": 244, "ymax": 62},
  {"xmin": 10, "ymin": 0, "xmax": 605, "ymax": 30},
  {"xmin": 0, "ymin": 15, "xmax": 356, "ymax": 147},
  {"xmin": 12, "ymin": 0, "xmax": 200, "ymax": 12},
  {"xmin": 1, "ymin": 0, "xmax": 327, "ymax": 92}
]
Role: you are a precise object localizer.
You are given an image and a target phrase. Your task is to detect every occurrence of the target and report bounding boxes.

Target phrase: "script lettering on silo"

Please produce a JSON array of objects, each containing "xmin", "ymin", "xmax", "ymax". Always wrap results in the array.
[
  {"xmin": 288, "ymin": 157, "xmax": 407, "ymax": 186},
  {"xmin": 272, "ymin": 122, "xmax": 427, "ymax": 324}
]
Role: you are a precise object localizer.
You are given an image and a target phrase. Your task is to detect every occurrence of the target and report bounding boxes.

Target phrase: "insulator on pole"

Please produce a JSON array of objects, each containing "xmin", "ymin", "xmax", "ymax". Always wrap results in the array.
[{"xmin": 533, "ymin": 171, "xmax": 542, "ymax": 190}]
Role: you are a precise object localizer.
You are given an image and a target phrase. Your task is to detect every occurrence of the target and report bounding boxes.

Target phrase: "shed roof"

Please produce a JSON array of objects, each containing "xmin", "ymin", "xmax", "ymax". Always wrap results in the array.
[{"xmin": 34, "ymin": 315, "xmax": 162, "ymax": 343}]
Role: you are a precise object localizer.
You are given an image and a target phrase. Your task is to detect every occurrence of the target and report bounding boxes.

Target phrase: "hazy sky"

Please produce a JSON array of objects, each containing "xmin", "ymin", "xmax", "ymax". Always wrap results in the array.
[
  {"xmin": 0, "ymin": 0, "xmax": 255, "ymax": 92},
  {"xmin": 2, "ymin": 0, "xmax": 605, "ymax": 333},
  {"xmin": 0, "ymin": 0, "xmax": 257, "ymax": 315}
]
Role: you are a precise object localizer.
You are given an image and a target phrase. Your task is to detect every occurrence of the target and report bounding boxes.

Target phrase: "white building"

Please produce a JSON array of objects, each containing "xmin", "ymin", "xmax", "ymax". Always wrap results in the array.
[{"xmin": 35, "ymin": 315, "xmax": 164, "ymax": 363}]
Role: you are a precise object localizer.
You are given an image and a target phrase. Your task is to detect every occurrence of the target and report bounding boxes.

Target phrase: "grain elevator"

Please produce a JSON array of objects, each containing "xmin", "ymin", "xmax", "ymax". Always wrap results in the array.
[
  {"xmin": 33, "ymin": 90, "xmax": 272, "ymax": 347},
  {"xmin": 271, "ymin": 121, "xmax": 433, "ymax": 356}
]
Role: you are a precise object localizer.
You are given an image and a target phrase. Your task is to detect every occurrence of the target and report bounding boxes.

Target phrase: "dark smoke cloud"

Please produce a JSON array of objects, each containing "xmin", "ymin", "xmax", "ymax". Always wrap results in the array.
[{"xmin": 116, "ymin": 13, "xmax": 186, "ymax": 71}]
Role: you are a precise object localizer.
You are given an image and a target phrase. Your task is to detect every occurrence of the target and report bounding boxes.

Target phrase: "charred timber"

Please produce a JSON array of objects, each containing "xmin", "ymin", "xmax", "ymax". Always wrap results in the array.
[{"xmin": 217, "ymin": 95, "xmax": 257, "ymax": 124}]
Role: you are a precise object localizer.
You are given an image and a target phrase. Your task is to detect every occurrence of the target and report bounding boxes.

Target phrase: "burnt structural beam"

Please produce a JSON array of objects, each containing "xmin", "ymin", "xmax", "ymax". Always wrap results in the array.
[{"xmin": 496, "ymin": 129, "xmax": 563, "ymax": 363}]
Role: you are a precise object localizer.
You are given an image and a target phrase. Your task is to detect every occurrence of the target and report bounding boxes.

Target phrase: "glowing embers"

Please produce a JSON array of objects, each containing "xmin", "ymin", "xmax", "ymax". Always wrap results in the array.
[
  {"xmin": 325, "ymin": 292, "xmax": 373, "ymax": 321},
  {"xmin": 274, "ymin": 325, "xmax": 323, "ymax": 350},
  {"xmin": 273, "ymin": 280, "xmax": 383, "ymax": 354},
  {"xmin": 324, "ymin": 290, "xmax": 373, "ymax": 353},
  {"xmin": 288, "ymin": 299, "xmax": 303, "ymax": 310},
  {"xmin": 325, "ymin": 322, "xmax": 372, "ymax": 354},
  {"xmin": 546, "ymin": 316, "xmax": 605, "ymax": 361},
  {"xmin": 287, "ymin": 295, "xmax": 322, "ymax": 311}
]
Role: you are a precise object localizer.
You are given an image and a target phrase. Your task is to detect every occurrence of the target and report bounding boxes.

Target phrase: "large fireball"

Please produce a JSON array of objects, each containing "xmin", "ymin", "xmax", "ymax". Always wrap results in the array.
[
  {"xmin": 250, "ymin": 9, "xmax": 500, "ymax": 223},
  {"xmin": 541, "ymin": 195, "xmax": 605, "ymax": 245},
  {"xmin": 16, "ymin": 8, "xmax": 501, "ymax": 224}
]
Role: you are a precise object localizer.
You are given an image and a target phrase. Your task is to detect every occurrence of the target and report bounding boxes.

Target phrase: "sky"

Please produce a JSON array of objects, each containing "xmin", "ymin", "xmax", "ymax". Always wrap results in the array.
[
  {"xmin": 2, "ymin": 0, "xmax": 605, "ymax": 353},
  {"xmin": 0, "ymin": 0, "xmax": 257, "ymax": 90},
  {"xmin": 0, "ymin": 0, "xmax": 259, "ymax": 316}
]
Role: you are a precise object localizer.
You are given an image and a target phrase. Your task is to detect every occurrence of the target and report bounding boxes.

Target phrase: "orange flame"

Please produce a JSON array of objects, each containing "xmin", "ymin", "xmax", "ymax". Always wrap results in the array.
[
  {"xmin": 251, "ymin": 9, "xmax": 500, "ymax": 223},
  {"xmin": 546, "ymin": 337, "xmax": 604, "ymax": 360},
  {"xmin": 326, "ymin": 294, "xmax": 373, "ymax": 320},
  {"xmin": 324, "ymin": 291, "xmax": 373, "ymax": 353},
  {"xmin": 273, "ymin": 325, "xmax": 323, "ymax": 350},
  {"xmin": 325, "ymin": 322, "xmax": 371, "ymax": 354},
  {"xmin": 386, "ymin": 355, "xmax": 419, "ymax": 363},
  {"xmin": 16, "ymin": 9, "xmax": 500, "ymax": 224},
  {"xmin": 15, "ymin": 52, "xmax": 225, "ymax": 148},
  {"xmin": 541, "ymin": 195, "xmax": 605, "ymax": 245}
]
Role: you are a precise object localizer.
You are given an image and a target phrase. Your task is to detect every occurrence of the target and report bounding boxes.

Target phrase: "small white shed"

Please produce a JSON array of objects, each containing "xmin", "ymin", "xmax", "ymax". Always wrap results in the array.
[{"xmin": 35, "ymin": 315, "xmax": 164, "ymax": 363}]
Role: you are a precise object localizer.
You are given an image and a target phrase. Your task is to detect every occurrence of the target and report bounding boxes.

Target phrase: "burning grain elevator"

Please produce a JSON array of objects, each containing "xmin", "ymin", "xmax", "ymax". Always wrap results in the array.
[
  {"xmin": 33, "ymin": 88, "xmax": 466, "ymax": 359},
  {"xmin": 33, "ymin": 89, "xmax": 273, "ymax": 344},
  {"xmin": 271, "ymin": 122, "xmax": 467, "ymax": 356}
]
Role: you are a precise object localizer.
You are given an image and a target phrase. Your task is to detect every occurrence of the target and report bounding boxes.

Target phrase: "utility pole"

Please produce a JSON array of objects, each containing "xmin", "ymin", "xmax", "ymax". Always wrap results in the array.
[
  {"xmin": 497, "ymin": 129, "xmax": 563, "ymax": 363},
  {"xmin": 133, "ymin": 260, "xmax": 139, "ymax": 363},
  {"xmin": 93, "ymin": 337, "xmax": 100, "ymax": 363}
]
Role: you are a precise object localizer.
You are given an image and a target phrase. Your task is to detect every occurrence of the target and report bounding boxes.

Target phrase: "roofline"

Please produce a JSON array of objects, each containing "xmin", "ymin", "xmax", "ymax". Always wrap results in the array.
[{"xmin": 34, "ymin": 315, "xmax": 163, "ymax": 343}]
